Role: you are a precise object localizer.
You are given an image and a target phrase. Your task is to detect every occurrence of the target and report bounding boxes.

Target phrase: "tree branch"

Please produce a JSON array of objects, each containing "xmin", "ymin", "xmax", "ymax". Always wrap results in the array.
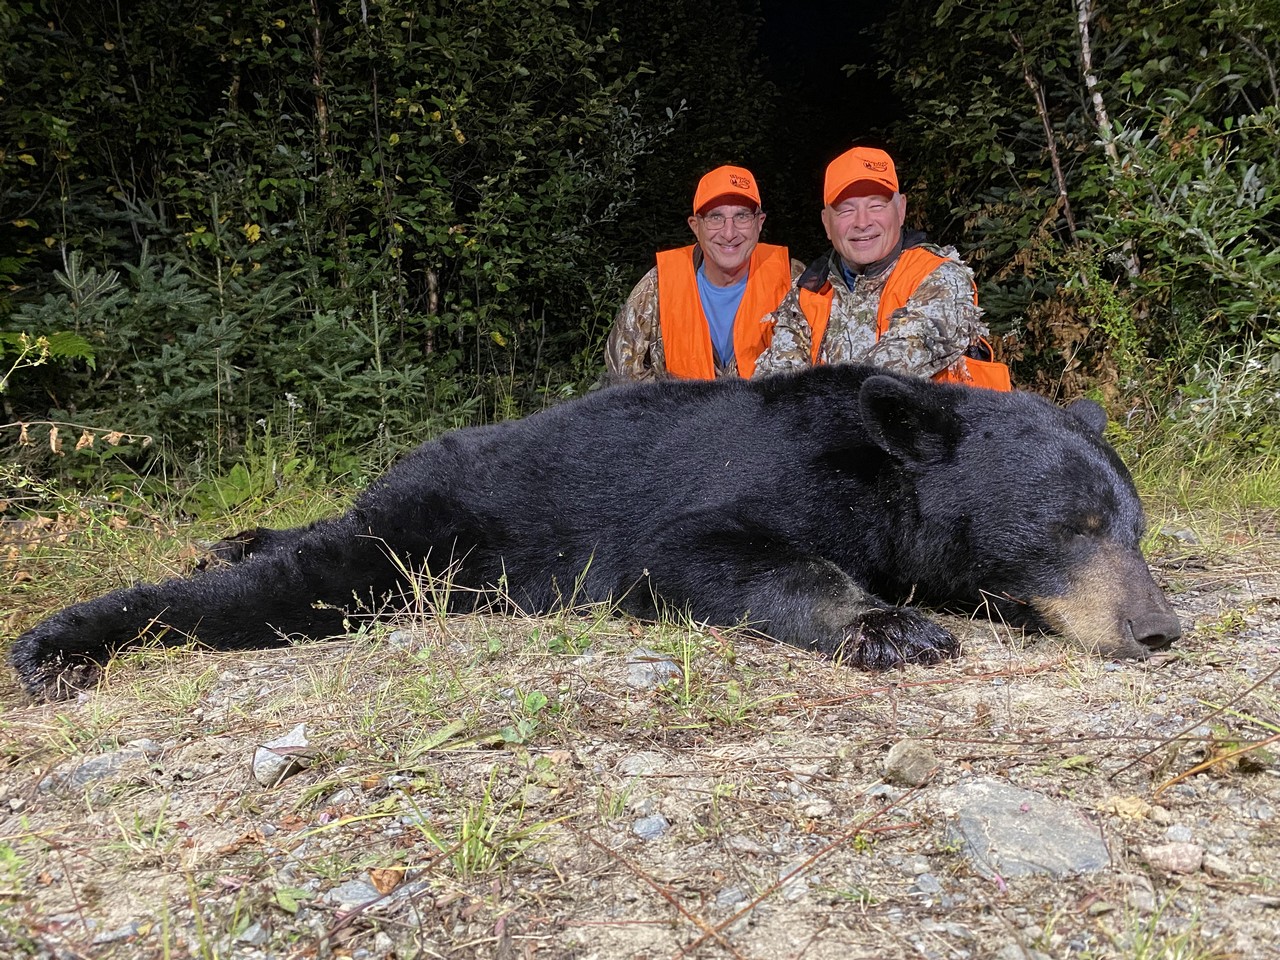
[{"xmin": 1012, "ymin": 31, "xmax": 1077, "ymax": 242}]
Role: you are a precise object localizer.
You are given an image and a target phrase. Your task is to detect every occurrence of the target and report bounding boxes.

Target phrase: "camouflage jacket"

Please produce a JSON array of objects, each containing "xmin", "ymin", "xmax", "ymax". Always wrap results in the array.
[
  {"xmin": 604, "ymin": 247, "xmax": 805, "ymax": 382},
  {"xmin": 752, "ymin": 240, "xmax": 987, "ymax": 380}
]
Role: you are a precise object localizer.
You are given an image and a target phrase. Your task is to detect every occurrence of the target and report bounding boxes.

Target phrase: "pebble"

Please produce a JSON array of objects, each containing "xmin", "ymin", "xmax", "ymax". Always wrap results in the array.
[
  {"xmin": 1127, "ymin": 886, "xmax": 1157, "ymax": 914},
  {"xmin": 616, "ymin": 751, "xmax": 666, "ymax": 778},
  {"xmin": 801, "ymin": 799, "xmax": 834, "ymax": 818},
  {"xmin": 624, "ymin": 648, "xmax": 682, "ymax": 689},
  {"xmin": 715, "ymin": 886, "xmax": 749, "ymax": 909},
  {"xmin": 39, "ymin": 739, "xmax": 165, "ymax": 794},
  {"xmin": 995, "ymin": 945, "xmax": 1050, "ymax": 960},
  {"xmin": 327, "ymin": 878, "xmax": 382, "ymax": 908},
  {"xmin": 1142, "ymin": 841, "xmax": 1204, "ymax": 875},
  {"xmin": 912, "ymin": 873, "xmax": 943, "ymax": 896},
  {"xmin": 866, "ymin": 783, "xmax": 907, "ymax": 803},
  {"xmin": 883, "ymin": 739, "xmax": 938, "ymax": 787},
  {"xmin": 1202, "ymin": 854, "xmax": 1235, "ymax": 878},
  {"xmin": 236, "ymin": 921, "xmax": 269, "ymax": 946},
  {"xmin": 779, "ymin": 860, "xmax": 810, "ymax": 901},
  {"xmin": 632, "ymin": 814, "xmax": 669, "ymax": 840},
  {"xmin": 726, "ymin": 834, "xmax": 770, "ymax": 855},
  {"xmin": 252, "ymin": 723, "xmax": 312, "ymax": 787}
]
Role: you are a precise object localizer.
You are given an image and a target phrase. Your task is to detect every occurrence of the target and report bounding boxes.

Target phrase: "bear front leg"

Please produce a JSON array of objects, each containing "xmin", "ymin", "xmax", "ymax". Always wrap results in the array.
[
  {"xmin": 638, "ymin": 524, "xmax": 959, "ymax": 670},
  {"xmin": 10, "ymin": 513, "xmax": 404, "ymax": 699}
]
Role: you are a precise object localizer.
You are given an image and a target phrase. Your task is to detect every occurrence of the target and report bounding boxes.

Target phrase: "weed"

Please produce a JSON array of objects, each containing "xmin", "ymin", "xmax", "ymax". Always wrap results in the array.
[
  {"xmin": 1103, "ymin": 898, "xmax": 1231, "ymax": 960},
  {"xmin": 500, "ymin": 688, "xmax": 550, "ymax": 745}
]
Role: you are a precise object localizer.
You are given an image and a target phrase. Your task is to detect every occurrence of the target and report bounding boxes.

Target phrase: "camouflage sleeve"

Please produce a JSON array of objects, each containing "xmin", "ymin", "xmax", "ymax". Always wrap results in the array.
[
  {"xmin": 604, "ymin": 268, "xmax": 665, "ymax": 382},
  {"xmin": 752, "ymin": 285, "xmax": 813, "ymax": 376},
  {"xmin": 861, "ymin": 255, "xmax": 988, "ymax": 380}
]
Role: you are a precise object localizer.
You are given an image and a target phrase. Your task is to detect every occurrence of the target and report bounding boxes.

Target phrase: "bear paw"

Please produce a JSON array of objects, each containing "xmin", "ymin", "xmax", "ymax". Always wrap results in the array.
[
  {"xmin": 839, "ymin": 608, "xmax": 960, "ymax": 670},
  {"xmin": 10, "ymin": 632, "xmax": 105, "ymax": 701}
]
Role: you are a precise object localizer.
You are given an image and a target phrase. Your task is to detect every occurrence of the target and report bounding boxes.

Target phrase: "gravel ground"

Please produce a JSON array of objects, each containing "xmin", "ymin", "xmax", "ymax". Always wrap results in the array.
[{"xmin": 0, "ymin": 512, "xmax": 1277, "ymax": 959}]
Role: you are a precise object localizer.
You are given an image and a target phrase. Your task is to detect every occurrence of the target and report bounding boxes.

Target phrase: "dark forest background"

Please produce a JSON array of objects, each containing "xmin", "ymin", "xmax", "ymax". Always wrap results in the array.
[{"xmin": 2, "ymin": 0, "xmax": 1277, "ymax": 499}]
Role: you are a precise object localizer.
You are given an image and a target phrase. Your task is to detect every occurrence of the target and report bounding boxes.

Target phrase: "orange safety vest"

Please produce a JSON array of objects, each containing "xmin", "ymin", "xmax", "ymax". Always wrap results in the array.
[
  {"xmin": 797, "ymin": 248, "xmax": 1012, "ymax": 391},
  {"xmin": 656, "ymin": 243, "xmax": 793, "ymax": 379}
]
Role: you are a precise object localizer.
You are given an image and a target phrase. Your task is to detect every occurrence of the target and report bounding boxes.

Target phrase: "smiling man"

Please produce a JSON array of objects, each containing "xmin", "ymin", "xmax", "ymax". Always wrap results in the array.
[
  {"xmin": 605, "ymin": 165, "xmax": 804, "ymax": 381},
  {"xmin": 754, "ymin": 147, "xmax": 1009, "ymax": 389}
]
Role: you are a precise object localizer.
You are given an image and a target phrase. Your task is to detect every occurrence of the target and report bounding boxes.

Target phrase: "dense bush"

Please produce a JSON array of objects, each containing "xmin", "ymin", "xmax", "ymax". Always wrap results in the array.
[
  {"xmin": 1, "ymin": 0, "xmax": 778, "ymax": 489},
  {"xmin": 878, "ymin": 0, "xmax": 1280, "ymax": 402}
]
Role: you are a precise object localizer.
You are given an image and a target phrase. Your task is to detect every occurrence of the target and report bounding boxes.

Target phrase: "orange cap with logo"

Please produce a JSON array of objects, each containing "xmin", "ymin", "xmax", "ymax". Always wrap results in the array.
[
  {"xmin": 693, "ymin": 165, "xmax": 762, "ymax": 214},
  {"xmin": 823, "ymin": 147, "xmax": 899, "ymax": 206}
]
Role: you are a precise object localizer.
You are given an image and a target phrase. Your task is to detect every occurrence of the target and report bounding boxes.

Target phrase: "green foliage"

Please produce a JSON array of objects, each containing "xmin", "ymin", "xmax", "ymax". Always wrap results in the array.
[
  {"xmin": 877, "ymin": 0, "xmax": 1280, "ymax": 403},
  {"xmin": 2, "ymin": 0, "xmax": 725, "ymax": 481}
]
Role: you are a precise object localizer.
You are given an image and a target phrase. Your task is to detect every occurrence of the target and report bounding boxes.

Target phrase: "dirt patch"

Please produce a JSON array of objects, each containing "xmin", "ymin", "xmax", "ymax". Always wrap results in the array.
[{"xmin": 1, "ymin": 517, "xmax": 1277, "ymax": 959}]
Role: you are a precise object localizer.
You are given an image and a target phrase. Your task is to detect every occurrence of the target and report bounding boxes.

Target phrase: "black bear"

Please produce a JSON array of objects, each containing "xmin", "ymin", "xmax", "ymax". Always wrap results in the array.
[{"xmin": 10, "ymin": 367, "xmax": 1180, "ymax": 699}]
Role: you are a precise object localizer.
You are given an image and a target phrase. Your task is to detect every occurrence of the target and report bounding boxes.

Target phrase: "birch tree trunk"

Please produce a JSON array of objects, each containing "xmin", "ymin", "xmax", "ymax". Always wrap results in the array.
[{"xmin": 1075, "ymin": 0, "xmax": 1142, "ymax": 280}]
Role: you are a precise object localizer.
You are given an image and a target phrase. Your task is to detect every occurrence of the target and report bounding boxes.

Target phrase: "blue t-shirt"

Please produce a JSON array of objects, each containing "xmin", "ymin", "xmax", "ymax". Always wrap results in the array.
[{"xmin": 695, "ymin": 265, "xmax": 748, "ymax": 369}]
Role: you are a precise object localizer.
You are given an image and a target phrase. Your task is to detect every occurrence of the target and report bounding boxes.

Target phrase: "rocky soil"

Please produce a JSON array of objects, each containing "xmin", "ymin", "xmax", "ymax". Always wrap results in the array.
[{"xmin": 0, "ymin": 512, "xmax": 1277, "ymax": 959}]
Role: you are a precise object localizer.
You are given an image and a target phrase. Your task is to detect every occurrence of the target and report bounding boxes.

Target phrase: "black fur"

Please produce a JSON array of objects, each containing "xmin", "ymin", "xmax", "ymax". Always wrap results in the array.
[{"xmin": 9, "ymin": 367, "xmax": 1181, "ymax": 698}]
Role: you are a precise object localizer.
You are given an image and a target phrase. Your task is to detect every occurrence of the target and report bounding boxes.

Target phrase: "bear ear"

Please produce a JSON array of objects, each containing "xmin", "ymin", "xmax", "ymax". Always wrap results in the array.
[
  {"xmin": 859, "ymin": 375, "xmax": 962, "ymax": 463},
  {"xmin": 1066, "ymin": 398, "xmax": 1108, "ymax": 436}
]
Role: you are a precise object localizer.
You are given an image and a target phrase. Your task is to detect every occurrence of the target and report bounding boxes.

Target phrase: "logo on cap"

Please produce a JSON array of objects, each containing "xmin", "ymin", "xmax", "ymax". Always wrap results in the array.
[
  {"xmin": 729, "ymin": 174, "xmax": 752, "ymax": 189},
  {"xmin": 862, "ymin": 160, "xmax": 889, "ymax": 172}
]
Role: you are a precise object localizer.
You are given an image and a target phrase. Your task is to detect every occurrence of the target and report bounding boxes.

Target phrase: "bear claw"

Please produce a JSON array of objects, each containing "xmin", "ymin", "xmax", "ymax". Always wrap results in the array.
[{"xmin": 839, "ymin": 607, "xmax": 960, "ymax": 670}]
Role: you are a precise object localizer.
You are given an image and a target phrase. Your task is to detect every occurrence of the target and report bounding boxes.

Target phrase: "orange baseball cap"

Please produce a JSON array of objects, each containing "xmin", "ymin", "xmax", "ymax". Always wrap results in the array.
[
  {"xmin": 693, "ymin": 165, "xmax": 761, "ymax": 214},
  {"xmin": 823, "ymin": 147, "xmax": 899, "ymax": 205}
]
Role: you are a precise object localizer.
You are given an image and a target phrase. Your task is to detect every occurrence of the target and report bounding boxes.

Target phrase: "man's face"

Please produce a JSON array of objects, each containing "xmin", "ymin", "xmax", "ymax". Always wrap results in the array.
[
  {"xmin": 821, "ymin": 190, "xmax": 906, "ymax": 268},
  {"xmin": 687, "ymin": 202, "xmax": 763, "ymax": 285}
]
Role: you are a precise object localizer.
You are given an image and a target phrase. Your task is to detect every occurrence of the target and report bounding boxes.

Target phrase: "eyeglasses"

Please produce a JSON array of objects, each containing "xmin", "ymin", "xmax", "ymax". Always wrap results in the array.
[{"xmin": 698, "ymin": 211, "xmax": 760, "ymax": 229}]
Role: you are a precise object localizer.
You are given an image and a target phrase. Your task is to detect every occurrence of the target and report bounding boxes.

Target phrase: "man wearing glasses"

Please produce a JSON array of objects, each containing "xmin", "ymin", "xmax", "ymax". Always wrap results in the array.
[
  {"xmin": 754, "ymin": 147, "xmax": 1010, "ymax": 390},
  {"xmin": 605, "ymin": 165, "xmax": 803, "ymax": 381}
]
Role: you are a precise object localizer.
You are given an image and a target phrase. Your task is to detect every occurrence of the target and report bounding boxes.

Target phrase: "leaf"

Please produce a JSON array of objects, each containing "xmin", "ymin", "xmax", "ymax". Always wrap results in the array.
[
  {"xmin": 274, "ymin": 886, "xmax": 311, "ymax": 914},
  {"xmin": 368, "ymin": 867, "xmax": 404, "ymax": 894}
]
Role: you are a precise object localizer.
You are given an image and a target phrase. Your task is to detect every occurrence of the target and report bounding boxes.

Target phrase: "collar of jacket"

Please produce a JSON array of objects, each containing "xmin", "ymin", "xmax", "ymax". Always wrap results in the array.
[{"xmin": 798, "ymin": 229, "xmax": 931, "ymax": 293}]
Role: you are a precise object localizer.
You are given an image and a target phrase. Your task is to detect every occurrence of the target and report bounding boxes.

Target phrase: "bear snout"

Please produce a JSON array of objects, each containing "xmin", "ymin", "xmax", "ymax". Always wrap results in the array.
[{"xmin": 1031, "ymin": 543, "xmax": 1181, "ymax": 660}]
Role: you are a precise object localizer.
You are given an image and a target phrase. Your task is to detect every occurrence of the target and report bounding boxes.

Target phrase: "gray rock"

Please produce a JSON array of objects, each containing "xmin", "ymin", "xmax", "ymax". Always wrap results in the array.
[
  {"xmin": 801, "ymin": 799, "xmax": 834, "ymax": 818},
  {"xmin": 252, "ymin": 723, "xmax": 312, "ymax": 787},
  {"xmin": 386, "ymin": 630, "xmax": 415, "ymax": 649},
  {"xmin": 617, "ymin": 751, "xmax": 666, "ymax": 778},
  {"xmin": 624, "ymin": 648, "xmax": 683, "ymax": 689},
  {"xmin": 39, "ymin": 739, "xmax": 164, "ymax": 793},
  {"xmin": 715, "ymin": 885, "xmax": 750, "ymax": 909},
  {"xmin": 327, "ymin": 878, "xmax": 383, "ymax": 908},
  {"xmin": 883, "ymin": 739, "xmax": 938, "ymax": 787},
  {"xmin": 725, "ymin": 834, "xmax": 770, "ymax": 856},
  {"xmin": 866, "ymin": 783, "xmax": 907, "ymax": 803},
  {"xmin": 94, "ymin": 921, "xmax": 141, "ymax": 944},
  {"xmin": 994, "ymin": 945, "xmax": 1051, "ymax": 960},
  {"xmin": 912, "ymin": 873, "xmax": 943, "ymax": 895},
  {"xmin": 1202, "ymin": 853, "xmax": 1235, "ymax": 878},
  {"xmin": 235, "ymin": 921, "xmax": 269, "ymax": 946},
  {"xmin": 778, "ymin": 859, "xmax": 810, "ymax": 901},
  {"xmin": 937, "ymin": 778, "xmax": 1110, "ymax": 878},
  {"xmin": 632, "ymin": 814, "xmax": 669, "ymax": 840}
]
